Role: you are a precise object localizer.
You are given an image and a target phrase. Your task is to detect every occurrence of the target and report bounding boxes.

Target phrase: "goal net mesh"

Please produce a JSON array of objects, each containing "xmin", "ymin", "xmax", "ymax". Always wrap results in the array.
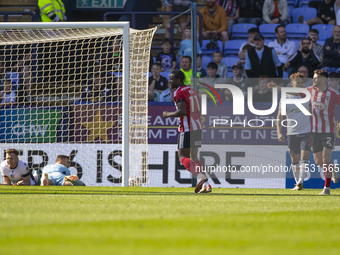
[{"xmin": 0, "ymin": 26, "xmax": 156, "ymax": 186}]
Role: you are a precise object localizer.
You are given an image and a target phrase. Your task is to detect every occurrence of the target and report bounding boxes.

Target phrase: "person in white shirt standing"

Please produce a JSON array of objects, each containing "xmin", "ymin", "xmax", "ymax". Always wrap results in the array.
[{"xmin": 276, "ymin": 73, "xmax": 311, "ymax": 190}]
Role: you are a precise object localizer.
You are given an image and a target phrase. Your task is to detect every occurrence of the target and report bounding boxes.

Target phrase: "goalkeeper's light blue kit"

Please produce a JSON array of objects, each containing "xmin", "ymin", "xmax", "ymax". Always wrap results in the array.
[{"xmin": 42, "ymin": 163, "xmax": 71, "ymax": 186}]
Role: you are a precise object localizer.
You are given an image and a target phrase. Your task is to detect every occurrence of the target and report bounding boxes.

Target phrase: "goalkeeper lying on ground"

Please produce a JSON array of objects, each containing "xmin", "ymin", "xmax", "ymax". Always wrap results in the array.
[{"xmin": 41, "ymin": 155, "xmax": 85, "ymax": 186}]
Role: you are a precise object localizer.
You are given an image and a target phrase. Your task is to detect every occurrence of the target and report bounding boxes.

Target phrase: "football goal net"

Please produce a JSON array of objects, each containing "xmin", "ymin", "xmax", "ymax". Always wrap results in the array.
[{"xmin": 0, "ymin": 22, "xmax": 156, "ymax": 186}]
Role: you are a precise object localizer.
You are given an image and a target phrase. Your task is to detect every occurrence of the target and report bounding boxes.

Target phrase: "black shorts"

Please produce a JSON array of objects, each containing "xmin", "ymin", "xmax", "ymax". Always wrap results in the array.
[
  {"xmin": 178, "ymin": 130, "xmax": 202, "ymax": 149},
  {"xmin": 311, "ymin": 133, "xmax": 335, "ymax": 153},
  {"xmin": 287, "ymin": 133, "xmax": 311, "ymax": 155}
]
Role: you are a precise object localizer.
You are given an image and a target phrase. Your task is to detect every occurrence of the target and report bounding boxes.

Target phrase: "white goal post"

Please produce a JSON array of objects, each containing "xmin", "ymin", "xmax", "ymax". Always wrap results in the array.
[{"xmin": 0, "ymin": 22, "xmax": 156, "ymax": 187}]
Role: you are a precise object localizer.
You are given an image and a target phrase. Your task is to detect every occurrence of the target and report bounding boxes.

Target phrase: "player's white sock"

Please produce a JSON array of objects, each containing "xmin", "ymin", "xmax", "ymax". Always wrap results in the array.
[
  {"xmin": 291, "ymin": 163, "xmax": 299, "ymax": 184},
  {"xmin": 298, "ymin": 160, "xmax": 309, "ymax": 184},
  {"xmin": 196, "ymin": 172, "xmax": 205, "ymax": 180}
]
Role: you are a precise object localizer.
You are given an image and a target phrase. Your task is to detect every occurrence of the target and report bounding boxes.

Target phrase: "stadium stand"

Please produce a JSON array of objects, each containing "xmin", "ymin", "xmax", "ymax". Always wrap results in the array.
[
  {"xmin": 231, "ymin": 23, "xmax": 257, "ymax": 39},
  {"xmin": 201, "ymin": 40, "xmax": 224, "ymax": 55},
  {"xmin": 202, "ymin": 55, "xmax": 213, "ymax": 70},
  {"xmin": 224, "ymin": 39, "xmax": 247, "ymax": 56},
  {"xmin": 259, "ymin": 24, "xmax": 280, "ymax": 39},
  {"xmin": 0, "ymin": 0, "xmax": 38, "ymax": 22},
  {"xmin": 312, "ymin": 24, "xmax": 334, "ymax": 41},
  {"xmin": 222, "ymin": 57, "xmax": 240, "ymax": 72},
  {"xmin": 291, "ymin": 7, "xmax": 317, "ymax": 23},
  {"xmin": 286, "ymin": 23, "xmax": 310, "ymax": 39}
]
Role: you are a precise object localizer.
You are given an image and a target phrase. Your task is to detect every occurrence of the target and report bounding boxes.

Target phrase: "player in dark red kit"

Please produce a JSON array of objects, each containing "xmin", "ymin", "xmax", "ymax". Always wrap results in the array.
[{"xmin": 162, "ymin": 70, "xmax": 212, "ymax": 193}]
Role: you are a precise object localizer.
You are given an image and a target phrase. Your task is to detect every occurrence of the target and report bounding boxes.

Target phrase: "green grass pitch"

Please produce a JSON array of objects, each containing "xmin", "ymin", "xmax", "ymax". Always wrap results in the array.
[{"xmin": 1, "ymin": 186, "xmax": 340, "ymax": 255}]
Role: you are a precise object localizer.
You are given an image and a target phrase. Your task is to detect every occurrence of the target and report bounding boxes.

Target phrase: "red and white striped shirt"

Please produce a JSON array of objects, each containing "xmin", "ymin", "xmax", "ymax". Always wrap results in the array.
[
  {"xmin": 173, "ymin": 85, "xmax": 202, "ymax": 132},
  {"xmin": 307, "ymin": 86, "xmax": 340, "ymax": 133}
]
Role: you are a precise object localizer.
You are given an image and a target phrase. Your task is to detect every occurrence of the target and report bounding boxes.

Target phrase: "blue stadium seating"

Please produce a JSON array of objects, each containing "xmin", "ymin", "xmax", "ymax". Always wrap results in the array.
[
  {"xmin": 224, "ymin": 40, "xmax": 247, "ymax": 56},
  {"xmin": 160, "ymin": 71, "xmax": 171, "ymax": 80},
  {"xmin": 259, "ymin": 24, "xmax": 280, "ymax": 39},
  {"xmin": 202, "ymin": 55, "xmax": 213, "ymax": 70},
  {"xmin": 299, "ymin": 0, "xmax": 322, "ymax": 8},
  {"xmin": 292, "ymin": 39, "xmax": 301, "ymax": 51},
  {"xmin": 201, "ymin": 40, "xmax": 224, "ymax": 55},
  {"xmin": 287, "ymin": 0, "xmax": 299, "ymax": 7},
  {"xmin": 312, "ymin": 24, "xmax": 334, "ymax": 41},
  {"xmin": 222, "ymin": 56, "xmax": 240, "ymax": 71},
  {"xmin": 288, "ymin": 4, "xmax": 295, "ymax": 17},
  {"xmin": 286, "ymin": 23, "xmax": 309, "ymax": 39},
  {"xmin": 317, "ymin": 40, "xmax": 325, "ymax": 46},
  {"xmin": 291, "ymin": 7, "xmax": 317, "ymax": 23},
  {"xmin": 231, "ymin": 23, "xmax": 257, "ymax": 39}
]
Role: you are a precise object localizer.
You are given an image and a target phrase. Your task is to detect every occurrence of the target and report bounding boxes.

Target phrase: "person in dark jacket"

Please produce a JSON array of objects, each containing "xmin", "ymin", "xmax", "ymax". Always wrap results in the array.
[
  {"xmin": 285, "ymin": 37, "xmax": 321, "ymax": 77},
  {"xmin": 322, "ymin": 25, "xmax": 340, "ymax": 73},
  {"xmin": 245, "ymin": 33, "xmax": 282, "ymax": 78},
  {"xmin": 238, "ymin": 0, "xmax": 264, "ymax": 26}
]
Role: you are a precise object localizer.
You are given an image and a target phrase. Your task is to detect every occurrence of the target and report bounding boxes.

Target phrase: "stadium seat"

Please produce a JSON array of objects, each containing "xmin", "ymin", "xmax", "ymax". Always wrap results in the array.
[
  {"xmin": 160, "ymin": 71, "xmax": 171, "ymax": 80},
  {"xmin": 287, "ymin": 0, "xmax": 299, "ymax": 7},
  {"xmin": 312, "ymin": 24, "xmax": 334, "ymax": 41},
  {"xmin": 259, "ymin": 24, "xmax": 280, "ymax": 39},
  {"xmin": 228, "ymin": 71, "xmax": 234, "ymax": 78},
  {"xmin": 288, "ymin": 4, "xmax": 294, "ymax": 18},
  {"xmin": 224, "ymin": 40, "xmax": 247, "ymax": 56},
  {"xmin": 317, "ymin": 40, "xmax": 325, "ymax": 46},
  {"xmin": 300, "ymin": 0, "xmax": 322, "ymax": 8},
  {"xmin": 231, "ymin": 23, "xmax": 257, "ymax": 39},
  {"xmin": 201, "ymin": 40, "xmax": 224, "ymax": 55},
  {"xmin": 286, "ymin": 23, "xmax": 309, "ymax": 39},
  {"xmin": 202, "ymin": 54, "xmax": 213, "ymax": 69},
  {"xmin": 292, "ymin": 39, "xmax": 301, "ymax": 51},
  {"xmin": 291, "ymin": 7, "xmax": 317, "ymax": 23},
  {"xmin": 222, "ymin": 56, "xmax": 240, "ymax": 71}
]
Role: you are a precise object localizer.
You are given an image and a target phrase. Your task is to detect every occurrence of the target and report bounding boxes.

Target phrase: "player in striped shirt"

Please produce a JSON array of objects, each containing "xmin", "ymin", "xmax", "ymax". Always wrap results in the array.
[
  {"xmin": 162, "ymin": 70, "xmax": 212, "ymax": 193},
  {"xmin": 308, "ymin": 70, "xmax": 340, "ymax": 195}
]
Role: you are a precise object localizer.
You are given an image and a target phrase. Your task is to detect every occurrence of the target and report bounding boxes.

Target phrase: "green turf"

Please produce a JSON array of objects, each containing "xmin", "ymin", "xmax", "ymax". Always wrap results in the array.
[{"xmin": 1, "ymin": 187, "xmax": 340, "ymax": 255}]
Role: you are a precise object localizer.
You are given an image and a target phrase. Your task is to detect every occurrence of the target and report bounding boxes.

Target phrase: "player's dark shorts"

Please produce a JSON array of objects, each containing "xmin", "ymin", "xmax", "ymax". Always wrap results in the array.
[
  {"xmin": 178, "ymin": 130, "xmax": 202, "ymax": 149},
  {"xmin": 287, "ymin": 132, "xmax": 311, "ymax": 154},
  {"xmin": 311, "ymin": 133, "xmax": 335, "ymax": 153}
]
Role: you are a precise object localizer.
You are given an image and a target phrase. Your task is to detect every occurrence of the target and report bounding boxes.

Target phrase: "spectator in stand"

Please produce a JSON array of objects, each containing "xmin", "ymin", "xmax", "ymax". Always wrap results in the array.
[
  {"xmin": 285, "ymin": 37, "xmax": 321, "ymax": 77},
  {"xmin": 328, "ymin": 72, "xmax": 340, "ymax": 91},
  {"xmin": 162, "ymin": 0, "xmax": 191, "ymax": 40},
  {"xmin": 245, "ymin": 33, "xmax": 282, "ymax": 78},
  {"xmin": 239, "ymin": 44, "xmax": 254, "ymax": 68},
  {"xmin": 213, "ymin": 51, "xmax": 228, "ymax": 78},
  {"xmin": 197, "ymin": 55, "xmax": 207, "ymax": 78},
  {"xmin": 322, "ymin": 25, "xmax": 340, "ymax": 73},
  {"xmin": 199, "ymin": 0, "xmax": 229, "ymax": 45},
  {"xmin": 38, "ymin": 0, "xmax": 67, "ymax": 22},
  {"xmin": 159, "ymin": 80, "xmax": 173, "ymax": 102},
  {"xmin": 252, "ymin": 76, "xmax": 273, "ymax": 102},
  {"xmin": 238, "ymin": 0, "xmax": 264, "ymax": 26},
  {"xmin": 336, "ymin": 0, "xmax": 340, "ymax": 25},
  {"xmin": 178, "ymin": 25, "xmax": 202, "ymax": 57},
  {"xmin": 81, "ymin": 72, "xmax": 113, "ymax": 103},
  {"xmin": 218, "ymin": 0, "xmax": 240, "ymax": 33},
  {"xmin": 156, "ymin": 38, "xmax": 177, "ymax": 72},
  {"xmin": 263, "ymin": 0, "xmax": 289, "ymax": 25},
  {"xmin": 309, "ymin": 29, "xmax": 324, "ymax": 60},
  {"xmin": 0, "ymin": 75, "xmax": 16, "ymax": 108},
  {"xmin": 227, "ymin": 62, "xmax": 249, "ymax": 96},
  {"xmin": 200, "ymin": 62, "xmax": 227, "ymax": 101},
  {"xmin": 268, "ymin": 25, "xmax": 296, "ymax": 69},
  {"xmin": 180, "ymin": 56, "xmax": 200, "ymax": 85},
  {"xmin": 148, "ymin": 63, "xmax": 168, "ymax": 102},
  {"xmin": 303, "ymin": 0, "xmax": 336, "ymax": 26},
  {"xmin": 298, "ymin": 65, "xmax": 313, "ymax": 87},
  {"xmin": 238, "ymin": 27, "xmax": 260, "ymax": 57}
]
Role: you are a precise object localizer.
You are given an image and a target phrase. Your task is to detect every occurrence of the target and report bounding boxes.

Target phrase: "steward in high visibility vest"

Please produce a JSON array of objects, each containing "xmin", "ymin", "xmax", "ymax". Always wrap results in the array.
[{"xmin": 38, "ymin": 0, "xmax": 67, "ymax": 22}]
